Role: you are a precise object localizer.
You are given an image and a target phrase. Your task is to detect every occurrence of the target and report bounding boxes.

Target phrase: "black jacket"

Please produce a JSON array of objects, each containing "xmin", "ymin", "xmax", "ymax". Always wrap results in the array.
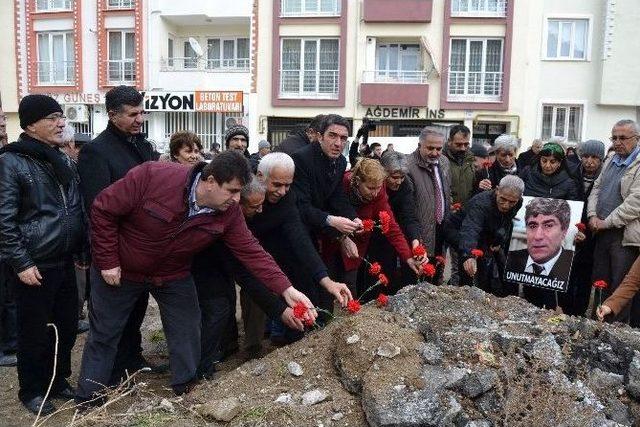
[
  {"xmin": 292, "ymin": 143, "xmax": 357, "ymax": 234},
  {"xmin": 473, "ymin": 161, "xmax": 517, "ymax": 195},
  {"xmin": 516, "ymin": 149, "xmax": 536, "ymax": 170},
  {"xmin": 275, "ymin": 130, "xmax": 310, "ymax": 156},
  {"xmin": 443, "ymin": 190, "xmax": 522, "ymax": 260},
  {"xmin": 520, "ymin": 166, "xmax": 581, "ymax": 200},
  {"xmin": 387, "ymin": 177, "xmax": 422, "ymax": 242},
  {"xmin": 0, "ymin": 135, "xmax": 85, "ymax": 272},
  {"xmin": 78, "ymin": 122, "xmax": 159, "ymax": 212},
  {"xmin": 248, "ymin": 152, "xmax": 261, "ymax": 173}
]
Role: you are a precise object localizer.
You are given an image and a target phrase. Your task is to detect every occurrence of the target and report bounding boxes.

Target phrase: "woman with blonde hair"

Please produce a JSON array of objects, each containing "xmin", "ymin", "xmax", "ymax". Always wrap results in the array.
[{"xmin": 321, "ymin": 158, "xmax": 420, "ymax": 298}]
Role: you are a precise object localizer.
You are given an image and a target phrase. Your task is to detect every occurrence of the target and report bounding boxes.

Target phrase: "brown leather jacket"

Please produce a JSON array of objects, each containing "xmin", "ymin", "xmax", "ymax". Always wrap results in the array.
[{"xmin": 603, "ymin": 255, "xmax": 640, "ymax": 315}]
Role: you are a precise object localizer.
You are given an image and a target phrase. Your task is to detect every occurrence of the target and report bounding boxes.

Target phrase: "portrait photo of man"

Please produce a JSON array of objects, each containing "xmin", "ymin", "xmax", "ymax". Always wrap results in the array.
[{"xmin": 505, "ymin": 197, "xmax": 581, "ymax": 287}]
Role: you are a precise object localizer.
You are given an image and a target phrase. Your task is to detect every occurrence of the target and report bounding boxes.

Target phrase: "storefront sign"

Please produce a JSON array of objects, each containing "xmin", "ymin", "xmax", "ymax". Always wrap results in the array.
[
  {"xmin": 143, "ymin": 91, "xmax": 243, "ymax": 113},
  {"xmin": 364, "ymin": 106, "xmax": 445, "ymax": 119},
  {"xmin": 43, "ymin": 93, "xmax": 103, "ymax": 105}
]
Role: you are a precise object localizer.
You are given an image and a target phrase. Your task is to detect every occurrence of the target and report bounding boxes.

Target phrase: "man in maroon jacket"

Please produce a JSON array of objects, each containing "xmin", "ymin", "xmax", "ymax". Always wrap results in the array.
[{"xmin": 76, "ymin": 151, "xmax": 315, "ymax": 403}]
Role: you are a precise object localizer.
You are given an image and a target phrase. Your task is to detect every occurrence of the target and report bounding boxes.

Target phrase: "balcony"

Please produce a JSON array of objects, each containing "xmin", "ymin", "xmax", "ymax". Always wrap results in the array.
[
  {"xmin": 37, "ymin": 61, "xmax": 75, "ymax": 86},
  {"xmin": 447, "ymin": 71, "xmax": 503, "ymax": 102},
  {"xmin": 280, "ymin": 0, "xmax": 341, "ymax": 17},
  {"xmin": 279, "ymin": 70, "xmax": 339, "ymax": 99},
  {"xmin": 363, "ymin": 0, "xmax": 432, "ymax": 23},
  {"xmin": 451, "ymin": 0, "xmax": 507, "ymax": 18},
  {"xmin": 360, "ymin": 70, "xmax": 429, "ymax": 107},
  {"xmin": 153, "ymin": 58, "xmax": 250, "ymax": 91},
  {"xmin": 155, "ymin": 1, "xmax": 250, "ymax": 24},
  {"xmin": 108, "ymin": 59, "xmax": 136, "ymax": 84}
]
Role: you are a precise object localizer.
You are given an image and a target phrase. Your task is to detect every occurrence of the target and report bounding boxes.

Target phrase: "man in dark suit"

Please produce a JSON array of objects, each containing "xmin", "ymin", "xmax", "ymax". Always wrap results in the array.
[
  {"xmin": 505, "ymin": 197, "xmax": 576, "ymax": 308},
  {"xmin": 77, "ymin": 86, "xmax": 160, "ymax": 384}
]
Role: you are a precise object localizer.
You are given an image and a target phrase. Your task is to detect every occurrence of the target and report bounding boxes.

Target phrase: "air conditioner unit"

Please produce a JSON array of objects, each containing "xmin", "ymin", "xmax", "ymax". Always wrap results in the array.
[{"xmin": 64, "ymin": 104, "xmax": 89, "ymax": 123}]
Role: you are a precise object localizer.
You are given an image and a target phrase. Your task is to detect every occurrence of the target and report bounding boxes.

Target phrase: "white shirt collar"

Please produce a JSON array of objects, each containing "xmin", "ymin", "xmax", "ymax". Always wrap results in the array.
[{"xmin": 524, "ymin": 249, "xmax": 563, "ymax": 276}]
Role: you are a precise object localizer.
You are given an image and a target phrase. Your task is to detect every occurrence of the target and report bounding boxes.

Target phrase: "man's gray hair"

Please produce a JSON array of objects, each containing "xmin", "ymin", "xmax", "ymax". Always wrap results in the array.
[
  {"xmin": 524, "ymin": 197, "xmax": 571, "ymax": 231},
  {"xmin": 418, "ymin": 126, "xmax": 445, "ymax": 143},
  {"xmin": 380, "ymin": 151, "xmax": 408, "ymax": 174},
  {"xmin": 240, "ymin": 175, "xmax": 266, "ymax": 201},
  {"xmin": 257, "ymin": 152, "xmax": 295, "ymax": 178},
  {"xmin": 614, "ymin": 119, "xmax": 640, "ymax": 134},
  {"xmin": 493, "ymin": 134, "xmax": 519, "ymax": 153},
  {"xmin": 497, "ymin": 175, "xmax": 525, "ymax": 195}
]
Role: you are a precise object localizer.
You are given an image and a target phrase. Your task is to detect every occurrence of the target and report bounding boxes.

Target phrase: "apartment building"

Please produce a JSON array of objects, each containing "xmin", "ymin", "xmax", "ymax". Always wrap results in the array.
[{"xmin": 256, "ymin": 0, "xmax": 640, "ymax": 153}]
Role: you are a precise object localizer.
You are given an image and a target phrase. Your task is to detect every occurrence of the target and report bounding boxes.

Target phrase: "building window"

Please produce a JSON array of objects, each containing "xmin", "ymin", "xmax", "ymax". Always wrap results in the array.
[
  {"xmin": 206, "ymin": 38, "xmax": 250, "ymax": 70},
  {"xmin": 107, "ymin": 0, "xmax": 134, "ymax": 9},
  {"xmin": 541, "ymin": 104, "xmax": 583, "ymax": 142},
  {"xmin": 108, "ymin": 31, "xmax": 135, "ymax": 84},
  {"xmin": 546, "ymin": 19, "xmax": 589, "ymax": 60},
  {"xmin": 183, "ymin": 41, "xmax": 198, "ymax": 69},
  {"xmin": 36, "ymin": 0, "xmax": 72, "ymax": 11},
  {"xmin": 280, "ymin": 38, "xmax": 339, "ymax": 99},
  {"xmin": 37, "ymin": 32, "xmax": 75, "ymax": 85},
  {"xmin": 281, "ymin": 0, "xmax": 341, "ymax": 17},
  {"xmin": 167, "ymin": 38, "xmax": 174, "ymax": 67},
  {"xmin": 371, "ymin": 43, "xmax": 424, "ymax": 83},
  {"xmin": 451, "ymin": 0, "xmax": 507, "ymax": 17},
  {"xmin": 448, "ymin": 38, "xmax": 503, "ymax": 102},
  {"xmin": 163, "ymin": 112, "xmax": 240, "ymax": 150}
]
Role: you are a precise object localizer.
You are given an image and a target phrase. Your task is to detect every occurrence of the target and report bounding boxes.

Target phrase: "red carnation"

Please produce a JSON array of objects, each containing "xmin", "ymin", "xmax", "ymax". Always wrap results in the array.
[
  {"xmin": 471, "ymin": 249, "xmax": 484, "ymax": 258},
  {"xmin": 362, "ymin": 219, "xmax": 375, "ymax": 232},
  {"xmin": 379, "ymin": 211, "xmax": 392, "ymax": 234},
  {"xmin": 368, "ymin": 262, "xmax": 382, "ymax": 276},
  {"xmin": 593, "ymin": 280, "xmax": 608, "ymax": 290},
  {"xmin": 376, "ymin": 293, "xmax": 389, "ymax": 307},
  {"xmin": 451, "ymin": 202, "xmax": 462, "ymax": 211},
  {"xmin": 435, "ymin": 255, "xmax": 446, "ymax": 266},
  {"xmin": 293, "ymin": 301, "xmax": 308, "ymax": 319},
  {"xmin": 413, "ymin": 245, "xmax": 427, "ymax": 258},
  {"xmin": 421, "ymin": 263, "xmax": 436, "ymax": 278},
  {"xmin": 575, "ymin": 223, "xmax": 587, "ymax": 233},
  {"xmin": 378, "ymin": 273, "xmax": 389, "ymax": 286},
  {"xmin": 347, "ymin": 300, "xmax": 361, "ymax": 314},
  {"xmin": 483, "ymin": 160, "xmax": 493, "ymax": 169}
]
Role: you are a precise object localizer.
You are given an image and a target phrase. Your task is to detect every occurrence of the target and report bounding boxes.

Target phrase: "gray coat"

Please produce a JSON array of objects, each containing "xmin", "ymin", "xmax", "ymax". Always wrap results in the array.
[{"xmin": 407, "ymin": 149, "xmax": 451, "ymax": 253}]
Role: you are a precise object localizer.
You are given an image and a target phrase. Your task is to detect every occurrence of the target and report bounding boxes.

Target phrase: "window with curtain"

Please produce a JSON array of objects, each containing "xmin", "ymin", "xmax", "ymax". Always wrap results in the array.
[
  {"xmin": 541, "ymin": 105, "xmax": 583, "ymax": 142},
  {"xmin": 36, "ymin": 0, "xmax": 73, "ymax": 11},
  {"xmin": 108, "ymin": 31, "xmax": 135, "ymax": 83},
  {"xmin": 375, "ymin": 43, "xmax": 421, "ymax": 82},
  {"xmin": 206, "ymin": 38, "xmax": 249, "ymax": 70},
  {"xmin": 183, "ymin": 41, "xmax": 198, "ymax": 69},
  {"xmin": 36, "ymin": 32, "xmax": 74, "ymax": 84},
  {"xmin": 281, "ymin": 0, "xmax": 340, "ymax": 17},
  {"xmin": 280, "ymin": 38, "xmax": 339, "ymax": 98},
  {"xmin": 546, "ymin": 19, "xmax": 588, "ymax": 60},
  {"xmin": 451, "ymin": 0, "xmax": 507, "ymax": 17},
  {"xmin": 448, "ymin": 38, "xmax": 503, "ymax": 101},
  {"xmin": 167, "ymin": 39, "xmax": 174, "ymax": 67}
]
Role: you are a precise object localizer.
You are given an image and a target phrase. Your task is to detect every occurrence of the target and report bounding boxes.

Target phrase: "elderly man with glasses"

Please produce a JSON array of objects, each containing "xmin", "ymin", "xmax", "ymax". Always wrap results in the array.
[
  {"xmin": 587, "ymin": 119, "xmax": 640, "ymax": 325},
  {"xmin": 0, "ymin": 95, "xmax": 86, "ymax": 415}
]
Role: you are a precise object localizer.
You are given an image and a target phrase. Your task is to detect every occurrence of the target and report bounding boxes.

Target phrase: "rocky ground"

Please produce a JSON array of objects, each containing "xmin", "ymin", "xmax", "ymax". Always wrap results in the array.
[{"xmin": 3, "ymin": 283, "xmax": 640, "ymax": 426}]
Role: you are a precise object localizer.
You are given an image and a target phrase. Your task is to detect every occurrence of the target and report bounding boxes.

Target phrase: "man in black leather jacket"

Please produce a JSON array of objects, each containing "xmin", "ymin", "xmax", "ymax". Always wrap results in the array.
[
  {"xmin": 0, "ymin": 95, "xmax": 86, "ymax": 415},
  {"xmin": 77, "ymin": 86, "xmax": 160, "ymax": 384}
]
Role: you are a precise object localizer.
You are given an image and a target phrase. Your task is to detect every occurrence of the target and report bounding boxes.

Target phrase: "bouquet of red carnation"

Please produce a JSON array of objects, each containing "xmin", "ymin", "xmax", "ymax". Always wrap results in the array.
[
  {"xmin": 471, "ymin": 249, "xmax": 484, "ymax": 258},
  {"xmin": 346, "ymin": 299, "xmax": 361, "ymax": 314},
  {"xmin": 362, "ymin": 219, "xmax": 375, "ymax": 232},
  {"xmin": 575, "ymin": 223, "xmax": 586, "ymax": 233},
  {"xmin": 376, "ymin": 293, "xmax": 389, "ymax": 307},
  {"xmin": 593, "ymin": 280, "xmax": 608, "ymax": 307},
  {"xmin": 420, "ymin": 262, "xmax": 437, "ymax": 279},
  {"xmin": 413, "ymin": 244, "xmax": 427, "ymax": 258}
]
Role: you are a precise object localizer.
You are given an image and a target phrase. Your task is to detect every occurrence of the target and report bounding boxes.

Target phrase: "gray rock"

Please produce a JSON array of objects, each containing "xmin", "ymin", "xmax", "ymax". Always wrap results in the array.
[
  {"xmin": 626, "ymin": 351, "xmax": 640, "ymax": 399},
  {"xmin": 287, "ymin": 361, "xmax": 304, "ymax": 377},
  {"xmin": 418, "ymin": 342, "xmax": 443, "ymax": 365},
  {"xmin": 377, "ymin": 342, "xmax": 401, "ymax": 359},
  {"xmin": 464, "ymin": 421, "xmax": 492, "ymax": 427},
  {"xmin": 605, "ymin": 397, "xmax": 634, "ymax": 426},
  {"xmin": 490, "ymin": 331, "xmax": 531, "ymax": 353},
  {"xmin": 475, "ymin": 390, "xmax": 500, "ymax": 417},
  {"xmin": 468, "ymin": 286, "xmax": 486, "ymax": 301},
  {"xmin": 417, "ymin": 322, "xmax": 438, "ymax": 342},
  {"xmin": 588, "ymin": 368, "xmax": 624, "ymax": 392},
  {"xmin": 459, "ymin": 369, "xmax": 497, "ymax": 398},
  {"xmin": 250, "ymin": 361, "xmax": 268, "ymax": 376},
  {"xmin": 302, "ymin": 389, "xmax": 330, "ymax": 405},
  {"xmin": 346, "ymin": 334, "xmax": 360, "ymax": 344},
  {"xmin": 387, "ymin": 293, "xmax": 416, "ymax": 318},
  {"xmin": 274, "ymin": 393, "xmax": 292, "ymax": 404},
  {"xmin": 331, "ymin": 412, "xmax": 344, "ymax": 421},
  {"xmin": 525, "ymin": 334, "xmax": 564, "ymax": 368},
  {"xmin": 197, "ymin": 397, "xmax": 241, "ymax": 422}
]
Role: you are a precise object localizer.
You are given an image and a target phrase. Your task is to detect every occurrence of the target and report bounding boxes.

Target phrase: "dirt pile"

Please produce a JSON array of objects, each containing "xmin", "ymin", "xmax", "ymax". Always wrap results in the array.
[{"xmin": 186, "ymin": 284, "xmax": 640, "ymax": 426}]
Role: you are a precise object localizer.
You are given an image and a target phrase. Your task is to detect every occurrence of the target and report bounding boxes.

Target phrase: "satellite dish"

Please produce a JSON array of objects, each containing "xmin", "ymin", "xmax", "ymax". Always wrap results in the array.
[
  {"xmin": 225, "ymin": 117, "xmax": 237, "ymax": 129},
  {"xmin": 188, "ymin": 37, "xmax": 204, "ymax": 57}
]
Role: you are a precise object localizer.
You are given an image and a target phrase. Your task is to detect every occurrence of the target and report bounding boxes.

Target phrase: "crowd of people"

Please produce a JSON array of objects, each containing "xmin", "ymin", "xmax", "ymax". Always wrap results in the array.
[{"xmin": 1, "ymin": 85, "xmax": 640, "ymax": 417}]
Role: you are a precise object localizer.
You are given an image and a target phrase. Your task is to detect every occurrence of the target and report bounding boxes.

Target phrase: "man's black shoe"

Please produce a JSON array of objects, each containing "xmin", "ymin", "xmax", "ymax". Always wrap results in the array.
[
  {"xmin": 22, "ymin": 395, "xmax": 55, "ymax": 416},
  {"xmin": 54, "ymin": 386, "xmax": 76, "ymax": 400},
  {"xmin": 0, "ymin": 353, "xmax": 17, "ymax": 367}
]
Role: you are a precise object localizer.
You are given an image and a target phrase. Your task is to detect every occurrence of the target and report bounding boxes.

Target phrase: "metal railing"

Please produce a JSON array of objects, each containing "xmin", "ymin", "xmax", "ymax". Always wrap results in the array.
[
  {"xmin": 451, "ymin": 0, "xmax": 507, "ymax": 17},
  {"xmin": 280, "ymin": 0, "xmax": 340, "ymax": 17},
  {"xmin": 107, "ymin": 0, "xmax": 134, "ymax": 9},
  {"xmin": 361, "ymin": 70, "xmax": 430, "ymax": 84},
  {"xmin": 107, "ymin": 60, "xmax": 136, "ymax": 83},
  {"xmin": 160, "ymin": 57, "xmax": 250, "ymax": 72},
  {"xmin": 37, "ymin": 61, "xmax": 75, "ymax": 85},
  {"xmin": 279, "ymin": 69, "xmax": 339, "ymax": 98},
  {"xmin": 448, "ymin": 71, "xmax": 503, "ymax": 101},
  {"xmin": 36, "ymin": 0, "xmax": 72, "ymax": 11}
]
